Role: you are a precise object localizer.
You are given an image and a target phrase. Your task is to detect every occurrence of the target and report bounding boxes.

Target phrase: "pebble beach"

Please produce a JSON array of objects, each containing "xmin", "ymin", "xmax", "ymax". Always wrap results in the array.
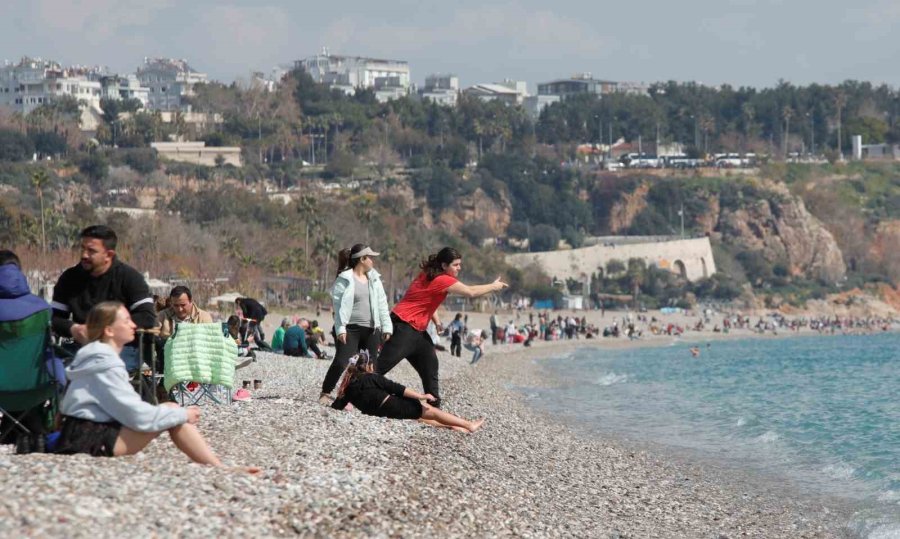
[{"xmin": 0, "ymin": 333, "xmax": 855, "ymax": 538}]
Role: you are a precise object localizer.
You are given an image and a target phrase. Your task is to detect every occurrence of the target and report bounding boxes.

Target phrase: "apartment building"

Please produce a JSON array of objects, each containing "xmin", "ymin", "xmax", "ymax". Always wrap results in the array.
[
  {"xmin": 136, "ymin": 57, "xmax": 207, "ymax": 111},
  {"xmin": 296, "ymin": 49, "xmax": 410, "ymax": 102}
]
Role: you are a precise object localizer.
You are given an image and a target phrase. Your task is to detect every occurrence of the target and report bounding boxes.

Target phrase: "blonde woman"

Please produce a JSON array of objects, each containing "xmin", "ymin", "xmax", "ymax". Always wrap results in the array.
[{"xmin": 57, "ymin": 301, "xmax": 259, "ymax": 474}]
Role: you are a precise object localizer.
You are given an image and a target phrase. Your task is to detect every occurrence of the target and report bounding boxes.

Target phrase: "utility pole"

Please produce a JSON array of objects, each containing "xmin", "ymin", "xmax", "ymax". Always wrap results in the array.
[{"xmin": 679, "ymin": 203, "xmax": 685, "ymax": 239}]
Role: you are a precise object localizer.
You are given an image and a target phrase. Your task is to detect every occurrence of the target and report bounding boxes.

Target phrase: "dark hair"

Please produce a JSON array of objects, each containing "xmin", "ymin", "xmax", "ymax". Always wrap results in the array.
[
  {"xmin": 336, "ymin": 350, "xmax": 375, "ymax": 399},
  {"xmin": 0, "ymin": 249, "xmax": 20, "ymax": 268},
  {"xmin": 419, "ymin": 247, "xmax": 461, "ymax": 281},
  {"xmin": 226, "ymin": 314, "xmax": 241, "ymax": 338},
  {"xmin": 80, "ymin": 225, "xmax": 118, "ymax": 251},
  {"xmin": 336, "ymin": 244, "xmax": 367, "ymax": 276},
  {"xmin": 169, "ymin": 285, "xmax": 193, "ymax": 301}
]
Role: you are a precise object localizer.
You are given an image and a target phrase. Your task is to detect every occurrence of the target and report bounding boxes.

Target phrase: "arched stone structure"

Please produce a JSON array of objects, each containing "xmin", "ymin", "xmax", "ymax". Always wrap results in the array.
[
  {"xmin": 506, "ymin": 236, "xmax": 717, "ymax": 286},
  {"xmin": 673, "ymin": 260, "xmax": 687, "ymax": 279}
]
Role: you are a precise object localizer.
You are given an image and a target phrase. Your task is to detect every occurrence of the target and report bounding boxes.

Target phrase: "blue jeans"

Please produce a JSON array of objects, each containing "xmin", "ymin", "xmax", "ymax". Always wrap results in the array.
[{"xmin": 120, "ymin": 346, "xmax": 140, "ymax": 372}]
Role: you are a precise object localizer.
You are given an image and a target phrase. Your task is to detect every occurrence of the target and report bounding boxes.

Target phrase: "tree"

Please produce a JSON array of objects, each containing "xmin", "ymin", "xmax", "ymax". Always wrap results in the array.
[
  {"xmin": 529, "ymin": 224, "xmax": 560, "ymax": 252},
  {"xmin": 606, "ymin": 259, "xmax": 626, "ymax": 276},
  {"xmin": 31, "ymin": 169, "xmax": 50, "ymax": 252}
]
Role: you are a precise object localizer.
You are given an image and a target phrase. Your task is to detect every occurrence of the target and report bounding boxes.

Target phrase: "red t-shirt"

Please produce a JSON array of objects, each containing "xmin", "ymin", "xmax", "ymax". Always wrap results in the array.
[{"xmin": 392, "ymin": 273, "xmax": 458, "ymax": 331}]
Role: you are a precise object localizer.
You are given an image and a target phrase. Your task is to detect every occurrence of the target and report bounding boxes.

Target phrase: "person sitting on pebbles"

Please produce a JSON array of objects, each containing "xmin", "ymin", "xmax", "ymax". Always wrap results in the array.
[
  {"xmin": 56, "ymin": 301, "xmax": 260, "ymax": 474},
  {"xmin": 332, "ymin": 351, "xmax": 484, "ymax": 433}
]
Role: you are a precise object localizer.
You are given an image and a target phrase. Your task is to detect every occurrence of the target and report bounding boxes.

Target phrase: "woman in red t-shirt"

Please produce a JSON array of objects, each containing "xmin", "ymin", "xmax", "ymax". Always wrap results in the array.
[{"xmin": 376, "ymin": 247, "xmax": 507, "ymax": 408}]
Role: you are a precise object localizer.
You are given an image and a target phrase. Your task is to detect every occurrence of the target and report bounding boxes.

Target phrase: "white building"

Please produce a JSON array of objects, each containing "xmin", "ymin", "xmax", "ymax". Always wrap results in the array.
[
  {"xmin": 419, "ymin": 74, "xmax": 459, "ymax": 106},
  {"xmin": 98, "ymin": 74, "xmax": 150, "ymax": 108},
  {"xmin": 136, "ymin": 57, "xmax": 207, "ymax": 111},
  {"xmin": 537, "ymin": 73, "xmax": 649, "ymax": 100},
  {"xmin": 0, "ymin": 57, "xmax": 105, "ymax": 129},
  {"xmin": 523, "ymin": 95, "xmax": 560, "ymax": 117},
  {"xmin": 464, "ymin": 79, "xmax": 528, "ymax": 105},
  {"xmin": 296, "ymin": 50, "xmax": 410, "ymax": 102}
]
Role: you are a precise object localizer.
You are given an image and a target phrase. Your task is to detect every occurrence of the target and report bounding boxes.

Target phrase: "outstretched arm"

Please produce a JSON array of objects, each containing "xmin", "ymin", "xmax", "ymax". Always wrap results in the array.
[{"xmin": 446, "ymin": 277, "xmax": 507, "ymax": 299}]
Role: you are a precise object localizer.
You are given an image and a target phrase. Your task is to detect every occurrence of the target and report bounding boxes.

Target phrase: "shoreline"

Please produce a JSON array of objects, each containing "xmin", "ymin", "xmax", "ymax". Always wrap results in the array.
[
  {"xmin": 1, "ymin": 333, "xmax": 858, "ymax": 537},
  {"xmin": 469, "ymin": 338, "xmax": 856, "ymax": 537}
]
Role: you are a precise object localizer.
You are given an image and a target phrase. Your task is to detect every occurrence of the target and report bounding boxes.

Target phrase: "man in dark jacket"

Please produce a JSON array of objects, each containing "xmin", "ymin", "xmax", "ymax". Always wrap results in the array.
[
  {"xmin": 51, "ymin": 225, "xmax": 156, "ymax": 370},
  {"xmin": 235, "ymin": 296, "xmax": 268, "ymax": 344}
]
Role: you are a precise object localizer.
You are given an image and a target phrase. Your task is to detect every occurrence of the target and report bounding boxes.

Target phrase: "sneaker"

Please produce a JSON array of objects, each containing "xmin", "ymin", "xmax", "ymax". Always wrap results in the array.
[
  {"xmin": 318, "ymin": 393, "xmax": 333, "ymax": 406},
  {"xmin": 233, "ymin": 388, "xmax": 252, "ymax": 401}
]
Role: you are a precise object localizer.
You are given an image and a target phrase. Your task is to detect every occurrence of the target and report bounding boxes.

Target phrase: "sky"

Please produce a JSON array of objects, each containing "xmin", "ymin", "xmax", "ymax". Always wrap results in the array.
[{"xmin": 3, "ymin": 0, "xmax": 900, "ymax": 90}]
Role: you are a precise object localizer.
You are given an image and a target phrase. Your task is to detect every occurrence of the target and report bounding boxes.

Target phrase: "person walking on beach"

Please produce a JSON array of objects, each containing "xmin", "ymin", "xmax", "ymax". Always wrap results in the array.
[
  {"xmin": 319, "ymin": 244, "xmax": 392, "ymax": 405},
  {"xmin": 376, "ymin": 247, "xmax": 507, "ymax": 408},
  {"xmin": 489, "ymin": 311, "xmax": 499, "ymax": 345},
  {"xmin": 56, "ymin": 301, "xmax": 259, "ymax": 473},
  {"xmin": 333, "ymin": 351, "xmax": 484, "ymax": 433},
  {"xmin": 448, "ymin": 313, "xmax": 464, "ymax": 357}
]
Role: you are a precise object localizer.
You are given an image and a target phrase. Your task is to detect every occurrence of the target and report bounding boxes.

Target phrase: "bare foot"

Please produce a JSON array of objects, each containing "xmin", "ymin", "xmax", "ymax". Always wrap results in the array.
[
  {"xmin": 451, "ymin": 426, "xmax": 470, "ymax": 433},
  {"xmin": 468, "ymin": 418, "xmax": 486, "ymax": 433}
]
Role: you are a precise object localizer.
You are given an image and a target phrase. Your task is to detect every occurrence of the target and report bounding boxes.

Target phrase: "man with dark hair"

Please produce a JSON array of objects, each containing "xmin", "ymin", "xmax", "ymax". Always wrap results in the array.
[
  {"xmin": 51, "ymin": 225, "xmax": 156, "ymax": 370},
  {"xmin": 158, "ymin": 285, "xmax": 212, "ymax": 339}
]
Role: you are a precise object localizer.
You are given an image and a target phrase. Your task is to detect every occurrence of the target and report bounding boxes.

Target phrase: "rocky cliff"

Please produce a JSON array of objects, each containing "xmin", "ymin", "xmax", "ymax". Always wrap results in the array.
[{"xmin": 607, "ymin": 180, "xmax": 846, "ymax": 282}]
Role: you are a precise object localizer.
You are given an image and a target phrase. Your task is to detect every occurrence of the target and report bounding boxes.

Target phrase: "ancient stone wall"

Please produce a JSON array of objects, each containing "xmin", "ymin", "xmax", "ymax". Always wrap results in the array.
[{"xmin": 505, "ymin": 236, "xmax": 717, "ymax": 283}]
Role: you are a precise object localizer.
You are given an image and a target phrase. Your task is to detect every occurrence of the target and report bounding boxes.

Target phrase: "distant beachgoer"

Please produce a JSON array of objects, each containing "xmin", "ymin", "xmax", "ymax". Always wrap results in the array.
[
  {"xmin": 376, "ymin": 247, "xmax": 507, "ymax": 408},
  {"xmin": 332, "ymin": 352, "xmax": 484, "ymax": 433},
  {"xmin": 690, "ymin": 346, "xmax": 700, "ymax": 357},
  {"xmin": 57, "ymin": 301, "xmax": 259, "ymax": 474},
  {"xmin": 448, "ymin": 313, "xmax": 464, "ymax": 357},
  {"xmin": 465, "ymin": 330, "xmax": 487, "ymax": 364}
]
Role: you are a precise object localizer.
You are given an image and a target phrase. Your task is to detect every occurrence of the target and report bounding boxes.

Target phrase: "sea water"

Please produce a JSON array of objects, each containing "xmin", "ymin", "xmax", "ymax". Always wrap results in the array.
[{"xmin": 528, "ymin": 333, "xmax": 900, "ymax": 537}]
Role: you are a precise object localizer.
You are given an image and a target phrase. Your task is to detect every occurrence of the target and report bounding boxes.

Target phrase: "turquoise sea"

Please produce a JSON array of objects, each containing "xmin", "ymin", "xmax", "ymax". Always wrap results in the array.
[{"xmin": 528, "ymin": 333, "xmax": 900, "ymax": 537}]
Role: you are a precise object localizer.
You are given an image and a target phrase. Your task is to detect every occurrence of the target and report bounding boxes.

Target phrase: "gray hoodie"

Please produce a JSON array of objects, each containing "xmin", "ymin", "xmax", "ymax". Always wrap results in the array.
[{"xmin": 61, "ymin": 341, "xmax": 187, "ymax": 432}]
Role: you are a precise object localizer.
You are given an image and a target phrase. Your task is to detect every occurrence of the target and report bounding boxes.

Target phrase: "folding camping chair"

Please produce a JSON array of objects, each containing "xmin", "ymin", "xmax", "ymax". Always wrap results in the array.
[
  {"xmin": 130, "ymin": 328, "xmax": 161, "ymax": 404},
  {"xmin": 165, "ymin": 323, "xmax": 238, "ymax": 406},
  {"xmin": 0, "ymin": 309, "xmax": 64, "ymax": 454}
]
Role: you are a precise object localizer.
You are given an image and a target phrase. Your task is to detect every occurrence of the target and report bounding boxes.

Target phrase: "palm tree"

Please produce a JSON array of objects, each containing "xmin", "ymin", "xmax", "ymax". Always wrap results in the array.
[
  {"xmin": 30, "ymin": 169, "xmax": 49, "ymax": 252},
  {"xmin": 782, "ymin": 106, "xmax": 794, "ymax": 158},
  {"xmin": 832, "ymin": 89, "xmax": 847, "ymax": 159},
  {"xmin": 314, "ymin": 233, "xmax": 337, "ymax": 291},
  {"xmin": 297, "ymin": 195, "xmax": 318, "ymax": 265}
]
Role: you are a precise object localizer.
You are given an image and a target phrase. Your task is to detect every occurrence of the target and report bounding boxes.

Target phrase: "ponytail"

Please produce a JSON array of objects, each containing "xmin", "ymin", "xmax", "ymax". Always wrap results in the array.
[{"xmin": 419, "ymin": 246, "xmax": 462, "ymax": 281}]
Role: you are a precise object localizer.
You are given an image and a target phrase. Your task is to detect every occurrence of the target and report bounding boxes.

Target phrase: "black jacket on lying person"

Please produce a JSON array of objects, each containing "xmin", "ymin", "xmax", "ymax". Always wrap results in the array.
[
  {"xmin": 332, "ymin": 373, "xmax": 407, "ymax": 416},
  {"xmin": 51, "ymin": 258, "xmax": 157, "ymax": 339}
]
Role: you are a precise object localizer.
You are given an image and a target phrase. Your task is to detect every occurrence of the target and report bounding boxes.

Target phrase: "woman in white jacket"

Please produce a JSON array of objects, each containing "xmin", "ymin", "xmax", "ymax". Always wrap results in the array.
[
  {"xmin": 57, "ymin": 301, "xmax": 259, "ymax": 473},
  {"xmin": 319, "ymin": 244, "xmax": 392, "ymax": 404}
]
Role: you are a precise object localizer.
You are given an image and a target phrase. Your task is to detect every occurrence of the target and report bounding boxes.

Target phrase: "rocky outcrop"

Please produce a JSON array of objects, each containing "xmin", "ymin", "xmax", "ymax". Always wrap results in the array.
[
  {"xmin": 437, "ymin": 187, "xmax": 511, "ymax": 236},
  {"xmin": 608, "ymin": 183, "xmax": 650, "ymax": 234},
  {"xmin": 716, "ymin": 183, "xmax": 846, "ymax": 282},
  {"xmin": 606, "ymin": 180, "xmax": 846, "ymax": 282},
  {"xmin": 375, "ymin": 182, "xmax": 511, "ymax": 237}
]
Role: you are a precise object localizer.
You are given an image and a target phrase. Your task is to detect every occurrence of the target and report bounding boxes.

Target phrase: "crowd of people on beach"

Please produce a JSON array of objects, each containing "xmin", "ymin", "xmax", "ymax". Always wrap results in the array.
[
  {"xmin": 2, "ymin": 223, "xmax": 897, "ymax": 475},
  {"xmin": 1, "ymin": 226, "xmax": 509, "ymax": 472}
]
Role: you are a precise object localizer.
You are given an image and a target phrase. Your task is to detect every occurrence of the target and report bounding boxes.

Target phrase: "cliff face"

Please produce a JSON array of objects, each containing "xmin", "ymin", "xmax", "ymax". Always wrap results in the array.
[
  {"xmin": 437, "ymin": 187, "xmax": 512, "ymax": 236},
  {"xmin": 378, "ymin": 183, "xmax": 512, "ymax": 237},
  {"xmin": 607, "ymin": 181, "xmax": 846, "ymax": 282},
  {"xmin": 716, "ymin": 193, "xmax": 846, "ymax": 282}
]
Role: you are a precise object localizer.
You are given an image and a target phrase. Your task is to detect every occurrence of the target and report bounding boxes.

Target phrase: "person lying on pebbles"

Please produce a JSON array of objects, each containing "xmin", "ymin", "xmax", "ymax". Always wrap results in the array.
[
  {"xmin": 56, "ymin": 301, "xmax": 261, "ymax": 474},
  {"xmin": 331, "ymin": 351, "xmax": 485, "ymax": 433}
]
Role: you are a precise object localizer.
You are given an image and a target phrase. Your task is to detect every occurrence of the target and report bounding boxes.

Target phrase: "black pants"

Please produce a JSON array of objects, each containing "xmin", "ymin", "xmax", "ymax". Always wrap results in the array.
[
  {"xmin": 320, "ymin": 325, "xmax": 380, "ymax": 394},
  {"xmin": 450, "ymin": 332, "xmax": 462, "ymax": 357},
  {"xmin": 376, "ymin": 315, "xmax": 441, "ymax": 408}
]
